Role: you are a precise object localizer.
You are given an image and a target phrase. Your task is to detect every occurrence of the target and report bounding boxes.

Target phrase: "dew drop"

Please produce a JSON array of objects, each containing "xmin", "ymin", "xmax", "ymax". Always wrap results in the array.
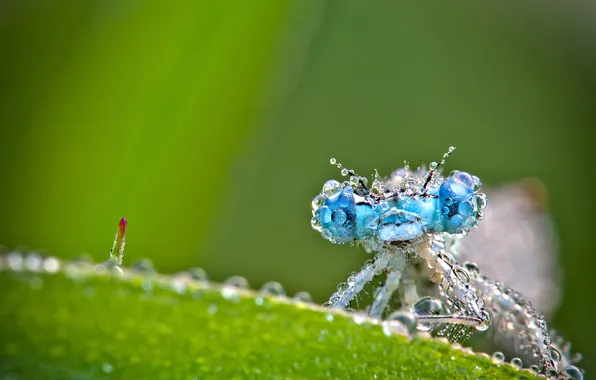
[
  {"xmin": 43, "ymin": 257, "xmax": 60, "ymax": 273},
  {"xmin": 132, "ymin": 258, "xmax": 155, "ymax": 273},
  {"xmin": 221, "ymin": 286, "xmax": 240, "ymax": 302},
  {"xmin": 475, "ymin": 193, "xmax": 487, "ymax": 210},
  {"xmin": 188, "ymin": 267, "xmax": 208, "ymax": 281},
  {"xmin": 352, "ymin": 313, "xmax": 367, "ymax": 325},
  {"xmin": 475, "ymin": 311, "xmax": 491, "ymax": 332},
  {"xmin": 529, "ymin": 365, "xmax": 540, "ymax": 374},
  {"xmin": 341, "ymin": 168, "xmax": 349, "ymax": 176},
  {"xmin": 561, "ymin": 365, "xmax": 584, "ymax": 380},
  {"xmin": 102, "ymin": 363, "xmax": 113, "ymax": 374},
  {"xmin": 463, "ymin": 261, "xmax": 480, "ymax": 275},
  {"xmin": 411, "ymin": 297, "xmax": 445, "ymax": 331},
  {"xmin": 207, "ymin": 304, "xmax": 217, "ymax": 315},
  {"xmin": 325, "ymin": 313, "xmax": 334, "ymax": 322},
  {"xmin": 293, "ymin": 291, "xmax": 313, "ymax": 303},
  {"xmin": 386, "ymin": 311, "xmax": 417, "ymax": 334},
  {"xmin": 330, "ymin": 158, "xmax": 337, "ymax": 165},
  {"xmin": 510, "ymin": 357, "xmax": 523, "ymax": 368},
  {"xmin": 382, "ymin": 319, "xmax": 408, "ymax": 337},
  {"xmin": 322, "ymin": 180, "xmax": 341, "ymax": 197},
  {"xmin": 311, "ymin": 195, "xmax": 325, "ymax": 211},
  {"xmin": 429, "ymin": 162, "xmax": 438, "ymax": 170},
  {"xmin": 24, "ymin": 253, "xmax": 43, "ymax": 272},
  {"xmin": 224, "ymin": 276, "xmax": 249, "ymax": 289},
  {"xmin": 472, "ymin": 176, "xmax": 482, "ymax": 192},
  {"xmin": 492, "ymin": 351, "xmax": 505, "ymax": 362},
  {"xmin": 259, "ymin": 281, "xmax": 285, "ymax": 296},
  {"xmin": 7, "ymin": 252, "xmax": 24, "ymax": 271}
]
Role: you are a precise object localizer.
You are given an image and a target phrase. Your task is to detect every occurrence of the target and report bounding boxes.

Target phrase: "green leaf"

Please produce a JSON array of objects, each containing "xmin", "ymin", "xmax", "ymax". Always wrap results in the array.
[{"xmin": 0, "ymin": 257, "xmax": 538, "ymax": 379}]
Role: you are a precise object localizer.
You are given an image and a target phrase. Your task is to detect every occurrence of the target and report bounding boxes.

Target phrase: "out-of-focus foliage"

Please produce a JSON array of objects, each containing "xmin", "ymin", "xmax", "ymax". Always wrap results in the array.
[
  {"xmin": 0, "ymin": 263, "xmax": 538, "ymax": 379},
  {"xmin": 1, "ymin": 0, "xmax": 595, "ymax": 373}
]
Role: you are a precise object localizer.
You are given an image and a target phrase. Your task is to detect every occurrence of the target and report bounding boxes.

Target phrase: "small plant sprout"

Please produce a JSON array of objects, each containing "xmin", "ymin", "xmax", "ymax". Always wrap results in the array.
[
  {"xmin": 99, "ymin": 217, "xmax": 127, "ymax": 273},
  {"xmin": 311, "ymin": 148, "xmax": 583, "ymax": 378}
]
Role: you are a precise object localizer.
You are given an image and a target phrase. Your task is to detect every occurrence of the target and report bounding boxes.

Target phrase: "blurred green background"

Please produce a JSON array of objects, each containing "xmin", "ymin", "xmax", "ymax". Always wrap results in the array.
[{"xmin": 1, "ymin": 0, "xmax": 595, "ymax": 372}]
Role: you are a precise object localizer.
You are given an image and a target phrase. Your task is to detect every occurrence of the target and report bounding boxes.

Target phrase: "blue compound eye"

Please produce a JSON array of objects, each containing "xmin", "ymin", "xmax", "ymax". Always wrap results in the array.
[
  {"xmin": 439, "ymin": 171, "xmax": 484, "ymax": 233},
  {"xmin": 312, "ymin": 186, "xmax": 358, "ymax": 243}
]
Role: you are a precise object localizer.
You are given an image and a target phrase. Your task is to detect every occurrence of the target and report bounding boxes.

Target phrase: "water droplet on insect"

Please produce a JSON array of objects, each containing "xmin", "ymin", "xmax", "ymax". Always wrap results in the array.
[
  {"xmin": 509, "ymin": 357, "xmax": 522, "ymax": 368},
  {"xmin": 475, "ymin": 311, "xmax": 491, "ymax": 331},
  {"xmin": 411, "ymin": 297, "xmax": 445, "ymax": 331},
  {"xmin": 341, "ymin": 168, "xmax": 349, "ymax": 176},
  {"xmin": 259, "ymin": 281, "xmax": 285, "ymax": 296},
  {"xmin": 311, "ymin": 217, "xmax": 322, "ymax": 231},
  {"xmin": 561, "ymin": 365, "xmax": 584, "ymax": 380},
  {"xmin": 429, "ymin": 162, "xmax": 438, "ymax": 170},
  {"xmin": 293, "ymin": 291, "xmax": 313, "ymax": 303},
  {"xmin": 224, "ymin": 276, "xmax": 249, "ymax": 289},
  {"xmin": 322, "ymin": 180, "xmax": 341, "ymax": 197},
  {"xmin": 330, "ymin": 158, "xmax": 337, "ymax": 165},
  {"xmin": 492, "ymin": 351, "xmax": 505, "ymax": 362},
  {"xmin": 188, "ymin": 267, "xmax": 208, "ymax": 281},
  {"xmin": 472, "ymin": 176, "xmax": 482, "ymax": 192},
  {"xmin": 529, "ymin": 365, "xmax": 540, "ymax": 374},
  {"xmin": 386, "ymin": 311, "xmax": 417, "ymax": 334},
  {"xmin": 475, "ymin": 193, "xmax": 487, "ymax": 210},
  {"xmin": 312, "ymin": 195, "xmax": 325, "ymax": 212},
  {"xmin": 463, "ymin": 261, "xmax": 480, "ymax": 275}
]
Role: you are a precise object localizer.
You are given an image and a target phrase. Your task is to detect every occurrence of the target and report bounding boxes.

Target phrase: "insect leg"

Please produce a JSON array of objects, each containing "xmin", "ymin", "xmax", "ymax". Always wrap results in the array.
[
  {"xmin": 326, "ymin": 251, "xmax": 391, "ymax": 309},
  {"xmin": 368, "ymin": 256, "xmax": 405, "ymax": 318}
]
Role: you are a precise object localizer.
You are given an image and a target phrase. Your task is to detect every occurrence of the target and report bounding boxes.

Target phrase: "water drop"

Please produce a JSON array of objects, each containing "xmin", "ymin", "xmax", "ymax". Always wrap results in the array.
[
  {"xmin": 386, "ymin": 311, "xmax": 417, "ymax": 334},
  {"xmin": 102, "ymin": 363, "xmax": 113, "ymax": 374},
  {"xmin": 224, "ymin": 276, "xmax": 249, "ymax": 289},
  {"xmin": 322, "ymin": 180, "xmax": 341, "ymax": 197},
  {"xmin": 341, "ymin": 168, "xmax": 349, "ymax": 176},
  {"xmin": 325, "ymin": 313, "xmax": 334, "ymax": 322},
  {"xmin": 221, "ymin": 286, "xmax": 240, "ymax": 302},
  {"xmin": 132, "ymin": 258, "xmax": 155, "ymax": 273},
  {"xmin": 528, "ymin": 365, "xmax": 540, "ymax": 374},
  {"xmin": 462, "ymin": 261, "xmax": 480, "ymax": 275},
  {"xmin": 474, "ymin": 311, "xmax": 491, "ymax": 332},
  {"xmin": 475, "ymin": 193, "xmax": 487, "ymax": 210},
  {"xmin": 429, "ymin": 162, "xmax": 438, "ymax": 170},
  {"xmin": 411, "ymin": 297, "xmax": 445, "ymax": 331},
  {"xmin": 352, "ymin": 313, "xmax": 367, "ymax": 325},
  {"xmin": 330, "ymin": 158, "xmax": 336, "ymax": 165},
  {"xmin": 510, "ymin": 357, "xmax": 522, "ymax": 368},
  {"xmin": 7, "ymin": 252, "xmax": 24, "ymax": 271},
  {"xmin": 171, "ymin": 280, "xmax": 186, "ymax": 295},
  {"xmin": 472, "ymin": 176, "xmax": 482, "ymax": 192},
  {"xmin": 293, "ymin": 291, "xmax": 313, "ymax": 303},
  {"xmin": 259, "ymin": 281, "xmax": 285, "ymax": 296},
  {"xmin": 43, "ymin": 257, "xmax": 60, "ymax": 273},
  {"xmin": 24, "ymin": 253, "xmax": 43, "ymax": 272},
  {"xmin": 561, "ymin": 365, "xmax": 583, "ymax": 380},
  {"xmin": 492, "ymin": 351, "xmax": 505, "ymax": 362},
  {"xmin": 188, "ymin": 267, "xmax": 208, "ymax": 281}
]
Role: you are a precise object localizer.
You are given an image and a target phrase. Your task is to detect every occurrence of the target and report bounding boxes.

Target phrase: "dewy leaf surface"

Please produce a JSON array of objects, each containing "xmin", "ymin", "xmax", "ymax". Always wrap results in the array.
[{"xmin": 0, "ymin": 257, "xmax": 538, "ymax": 379}]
